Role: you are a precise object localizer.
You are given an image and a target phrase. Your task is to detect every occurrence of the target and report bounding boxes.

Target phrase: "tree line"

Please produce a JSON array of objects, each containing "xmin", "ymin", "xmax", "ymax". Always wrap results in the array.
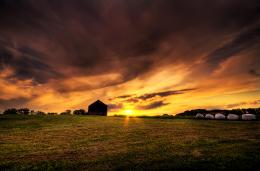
[
  {"xmin": 1, "ymin": 108, "xmax": 87, "ymax": 115},
  {"xmin": 2, "ymin": 107, "xmax": 260, "ymax": 116}
]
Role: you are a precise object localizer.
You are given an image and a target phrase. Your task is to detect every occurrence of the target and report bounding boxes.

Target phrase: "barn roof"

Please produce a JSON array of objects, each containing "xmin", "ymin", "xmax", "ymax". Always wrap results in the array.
[{"xmin": 89, "ymin": 100, "xmax": 107, "ymax": 107}]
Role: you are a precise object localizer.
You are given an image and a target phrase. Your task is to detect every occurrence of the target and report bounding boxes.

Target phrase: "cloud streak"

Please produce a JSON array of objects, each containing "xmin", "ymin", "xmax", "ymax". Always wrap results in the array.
[
  {"xmin": 226, "ymin": 100, "xmax": 260, "ymax": 109},
  {"xmin": 136, "ymin": 101, "xmax": 169, "ymax": 110},
  {"xmin": 112, "ymin": 89, "xmax": 195, "ymax": 103},
  {"xmin": 136, "ymin": 89, "xmax": 195, "ymax": 101},
  {"xmin": 205, "ymin": 25, "xmax": 260, "ymax": 71}
]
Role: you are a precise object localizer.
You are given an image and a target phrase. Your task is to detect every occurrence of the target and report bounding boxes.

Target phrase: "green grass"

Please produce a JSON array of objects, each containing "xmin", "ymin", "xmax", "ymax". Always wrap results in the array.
[{"xmin": 0, "ymin": 115, "xmax": 260, "ymax": 171}]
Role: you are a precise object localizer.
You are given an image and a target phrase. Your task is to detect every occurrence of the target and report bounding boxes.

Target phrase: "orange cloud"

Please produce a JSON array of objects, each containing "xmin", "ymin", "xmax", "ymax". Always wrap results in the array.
[{"xmin": 0, "ymin": 0, "xmax": 260, "ymax": 115}]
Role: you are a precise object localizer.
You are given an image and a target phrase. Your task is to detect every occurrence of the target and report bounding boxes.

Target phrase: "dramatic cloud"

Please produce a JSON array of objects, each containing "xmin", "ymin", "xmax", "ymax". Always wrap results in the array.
[
  {"xmin": 205, "ymin": 25, "xmax": 260, "ymax": 70},
  {"xmin": 0, "ymin": 0, "xmax": 259, "ymax": 115},
  {"xmin": 0, "ymin": 97, "xmax": 30, "ymax": 109},
  {"xmin": 249, "ymin": 69, "xmax": 260, "ymax": 77},
  {"xmin": 136, "ymin": 101, "xmax": 169, "ymax": 110},
  {"xmin": 115, "ymin": 95, "xmax": 134, "ymax": 99},
  {"xmin": 114, "ymin": 89, "xmax": 195, "ymax": 103},
  {"xmin": 108, "ymin": 103, "xmax": 124, "ymax": 111},
  {"xmin": 226, "ymin": 100, "xmax": 260, "ymax": 109},
  {"xmin": 0, "ymin": 46, "xmax": 62, "ymax": 84},
  {"xmin": 136, "ymin": 89, "xmax": 195, "ymax": 101}
]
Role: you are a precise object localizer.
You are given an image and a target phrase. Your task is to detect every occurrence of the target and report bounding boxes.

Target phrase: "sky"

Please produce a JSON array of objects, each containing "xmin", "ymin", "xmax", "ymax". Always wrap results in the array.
[{"xmin": 0, "ymin": 0, "xmax": 260, "ymax": 115}]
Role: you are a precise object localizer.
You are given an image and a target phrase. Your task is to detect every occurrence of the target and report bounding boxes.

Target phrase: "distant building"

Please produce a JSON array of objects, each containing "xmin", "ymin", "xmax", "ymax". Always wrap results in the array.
[{"xmin": 88, "ymin": 100, "xmax": 108, "ymax": 116}]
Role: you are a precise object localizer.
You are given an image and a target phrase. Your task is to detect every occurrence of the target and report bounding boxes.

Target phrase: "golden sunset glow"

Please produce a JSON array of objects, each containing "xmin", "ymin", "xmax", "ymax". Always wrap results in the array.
[
  {"xmin": 0, "ymin": 0, "xmax": 259, "ymax": 115},
  {"xmin": 124, "ymin": 109, "xmax": 133, "ymax": 116}
]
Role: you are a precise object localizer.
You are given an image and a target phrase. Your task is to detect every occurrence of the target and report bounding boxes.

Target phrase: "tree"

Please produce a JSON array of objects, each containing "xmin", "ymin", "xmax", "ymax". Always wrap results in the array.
[
  {"xmin": 3, "ymin": 108, "xmax": 17, "ymax": 115},
  {"xmin": 242, "ymin": 108, "xmax": 247, "ymax": 114},
  {"xmin": 66, "ymin": 110, "xmax": 71, "ymax": 115},
  {"xmin": 256, "ymin": 108, "xmax": 260, "ymax": 115},
  {"xmin": 17, "ymin": 108, "xmax": 30, "ymax": 115},
  {"xmin": 36, "ymin": 111, "xmax": 46, "ymax": 115},
  {"xmin": 73, "ymin": 109, "xmax": 86, "ymax": 115},
  {"xmin": 247, "ymin": 108, "xmax": 256, "ymax": 114},
  {"xmin": 230, "ymin": 109, "xmax": 243, "ymax": 115},
  {"xmin": 60, "ymin": 110, "xmax": 72, "ymax": 115},
  {"xmin": 47, "ymin": 112, "xmax": 58, "ymax": 115}
]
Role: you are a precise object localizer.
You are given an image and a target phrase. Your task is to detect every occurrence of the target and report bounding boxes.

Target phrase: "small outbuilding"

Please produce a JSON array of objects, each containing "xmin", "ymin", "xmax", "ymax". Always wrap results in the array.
[
  {"xmin": 242, "ymin": 114, "xmax": 256, "ymax": 120},
  {"xmin": 205, "ymin": 114, "xmax": 214, "ymax": 119},
  {"xmin": 88, "ymin": 100, "xmax": 108, "ymax": 116},
  {"xmin": 227, "ymin": 114, "xmax": 239, "ymax": 120},
  {"xmin": 215, "ymin": 113, "xmax": 226, "ymax": 120}
]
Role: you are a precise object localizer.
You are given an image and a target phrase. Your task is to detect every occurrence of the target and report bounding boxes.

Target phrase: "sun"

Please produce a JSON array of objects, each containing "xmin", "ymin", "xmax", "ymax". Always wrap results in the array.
[{"xmin": 124, "ymin": 109, "xmax": 133, "ymax": 115}]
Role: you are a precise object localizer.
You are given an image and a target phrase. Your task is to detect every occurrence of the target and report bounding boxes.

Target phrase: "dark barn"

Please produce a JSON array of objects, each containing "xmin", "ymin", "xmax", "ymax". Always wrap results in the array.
[{"xmin": 88, "ymin": 100, "xmax": 108, "ymax": 116}]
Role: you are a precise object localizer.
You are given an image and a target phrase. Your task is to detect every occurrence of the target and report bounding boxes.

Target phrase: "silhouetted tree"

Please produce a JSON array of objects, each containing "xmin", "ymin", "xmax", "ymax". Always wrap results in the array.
[
  {"xmin": 178, "ymin": 109, "xmax": 207, "ymax": 116},
  {"xmin": 230, "ymin": 109, "xmax": 243, "ymax": 115},
  {"xmin": 73, "ymin": 109, "xmax": 86, "ymax": 115},
  {"xmin": 17, "ymin": 108, "xmax": 30, "ymax": 115},
  {"xmin": 247, "ymin": 108, "xmax": 256, "ymax": 114},
  {"xmin": 242, "ymin": 108, "xmax": 247, "ymax": 114},
  {"xmin": 3, "ymin": 108, "xmax": 17, "ymax": 115},
  {"xmin": 60, "ymin": 110, "xmax": 72, "ymax": 115},
  {"xmin": 256, "ymin": 108, "xmax": 260, "ymax": 115},
  {"xmin": 30, "ymin": 110, "xmax": 35, "ymax": 115},
  {"xmin": 161, "ymin": 114, "xmax": 174, "ymax": 118},
  {"xmin": 47, "ymin": 112, "xmax": 58, "ymax": 115},
  {"xmin": 36, "ymin": 111, "xmax": 46, "ymax": 115}
]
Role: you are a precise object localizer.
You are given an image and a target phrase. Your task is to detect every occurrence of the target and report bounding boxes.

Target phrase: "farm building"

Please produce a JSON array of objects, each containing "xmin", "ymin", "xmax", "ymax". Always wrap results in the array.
[{"xmin": 88, "ymin": 100, "xmax": 108, "ymax": 116}]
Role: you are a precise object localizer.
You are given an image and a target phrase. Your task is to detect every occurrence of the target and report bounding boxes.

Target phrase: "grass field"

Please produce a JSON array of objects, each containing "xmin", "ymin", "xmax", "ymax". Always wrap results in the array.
[{"xmin": 0, "ymin": 115, "xmax": 260, "ymax": 171}]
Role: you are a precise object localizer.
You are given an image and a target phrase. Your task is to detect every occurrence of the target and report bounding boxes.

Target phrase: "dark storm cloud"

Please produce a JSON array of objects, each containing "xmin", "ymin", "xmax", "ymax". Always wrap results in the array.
[
  {"xmin": 125, "ymin": 98, "xmax": 139, "ymax": 103},
  {"xmin": 108, "ymin": 103, "xmax": 124, "ymax": 111},
  {"xmin": 116, "ymin": 95, "xmax": 134, "ymax": 99},
  {"xmin": 137, "ymin": 89, "xmax": 195, "ymax": 101},
  {"xmin": 18, "ymin": 47, "xmax": 44, "ymax": 59},
  {"xmin": 0, "ymin": 46, "xmax": 62, "ymax": 84},
  {"xmin": 0, "ymin": 0, "xmax": 259, "ymax": 92},
  {"xmin": 0, "ymin": 97, "xmax": 30, "ymax": 108},
  {"xmin": 206, "ymin": 25, "xmax": 260, "ymax": 69},
  {"xmin": 136, "ymin": 101, "xmax": 169, "ymax": 110},
  {"xmin": 114, "ymin": 89, "xmax": 195, "ymax": 102},
  {"xmin": 226, "ymin": 100, "xmax": 260, "ymax": 108},
  {"xmin": 249, "ymin": 69, "xmax": 260, "ymax": 77}
]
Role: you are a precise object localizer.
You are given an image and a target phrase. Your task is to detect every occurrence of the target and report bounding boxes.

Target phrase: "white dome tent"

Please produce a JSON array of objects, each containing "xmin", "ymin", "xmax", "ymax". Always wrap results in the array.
[
  {"xmin": 215, "ymin": 113, "xmax": 226, "ymax": 120},
  {"xmin": 242, "ymin": 114, "xmax": 256, "ymax": 120},
  {"xmin": 195, "ymin": 113, "xmax": 204, "ymax": 119},
  {"xmin": 227, "ymin": 114, "xmax": 239, "ymax": 120},
  {"xmin": 205, "ymin": 114, "xmax": 214, "ymax": 119}
]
